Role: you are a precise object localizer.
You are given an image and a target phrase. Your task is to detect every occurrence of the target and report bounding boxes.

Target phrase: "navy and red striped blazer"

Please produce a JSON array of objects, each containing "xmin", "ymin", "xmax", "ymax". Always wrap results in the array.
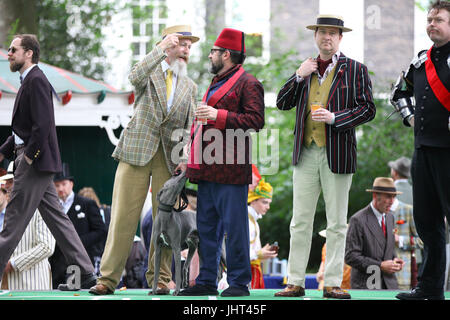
[{"xmin": 276, "ymin": 53, "xmax": 376, "ymax": 174}]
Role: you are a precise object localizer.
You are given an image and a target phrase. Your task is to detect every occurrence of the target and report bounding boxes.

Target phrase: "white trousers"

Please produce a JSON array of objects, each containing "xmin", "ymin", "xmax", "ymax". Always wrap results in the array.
[{"xmin": 288, "ymin": 143, "xmax": 353, "ymax": 287}]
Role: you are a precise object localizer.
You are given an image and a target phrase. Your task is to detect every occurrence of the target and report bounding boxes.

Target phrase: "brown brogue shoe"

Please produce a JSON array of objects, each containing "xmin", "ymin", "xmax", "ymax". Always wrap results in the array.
[
  {"xmin": 88, "ymin": 283, "xmax": 114, "ymax": 295},
  {"xmin": 148, "ymin": 283, "xmax": 171, "ymax": 295},
  {"xmin": 323, "ymin": 286, "xmax": 351, "ymax": 299},
  {"xmin": 274, "ymin": 284, "xmax": 305, "ymax": 297}
]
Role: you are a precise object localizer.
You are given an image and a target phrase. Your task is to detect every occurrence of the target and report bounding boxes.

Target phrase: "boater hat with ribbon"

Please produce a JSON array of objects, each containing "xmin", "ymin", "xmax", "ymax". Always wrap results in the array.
[
  {"xmin": 366, "ymin": 177, "xmax": 402, "ymax": 195},
  {"xmin": 306, "ymin": 14, "xmax": 352, "ymax": 32},
  {"xmin": 159, "ymin": 25, "xmax": 199, "ymax": 44}
]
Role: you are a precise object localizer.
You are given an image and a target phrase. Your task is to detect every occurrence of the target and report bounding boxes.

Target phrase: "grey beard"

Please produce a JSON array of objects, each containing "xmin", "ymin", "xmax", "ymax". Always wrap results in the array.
[{"xmin": 170, "ymin": 59, "xmax": 187, "ymax": 78}]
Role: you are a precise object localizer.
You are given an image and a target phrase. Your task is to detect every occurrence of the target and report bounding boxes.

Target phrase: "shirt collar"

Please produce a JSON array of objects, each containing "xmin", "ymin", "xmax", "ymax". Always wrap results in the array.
[
  {"xmin": 370, "ymin": 202, "xmax": 386, "ymax": 222},
  {"xmin": 21, "ymin": 64, "xmax": 37, "ymax": 80},
  {"xmin": 61, "ymin": 191, "xmax": 75, "ymax": 206},
  {"xmin": 161, "ymin": 60, "xmax": 170, "ymax": 73},
  {"xmin": 248, "ymin": 205, "xmax": 262, "ymax": 220}
]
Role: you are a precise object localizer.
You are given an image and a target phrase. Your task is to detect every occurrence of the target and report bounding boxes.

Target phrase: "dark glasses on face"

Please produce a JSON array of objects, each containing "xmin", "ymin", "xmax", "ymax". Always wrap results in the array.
[
  {"xmin": 210, "ymin": 48, "xmax": 226, "ymax": 55},
  {"xmin": 7, "ymin": 47, "xmax": 19, "ymax": 53}
]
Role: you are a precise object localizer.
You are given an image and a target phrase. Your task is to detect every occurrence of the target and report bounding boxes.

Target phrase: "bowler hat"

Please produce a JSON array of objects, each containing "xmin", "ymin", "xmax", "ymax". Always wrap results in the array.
[
  {"xmin": 366, "ymin": 177, "xmax": 402, "ymax": 195},
  {"xmin": 306, "ymin": 14, "xmax": 352, "ymax": 32},
  {"xmin": 388, "ymin": 156, "xmax": 411, "ymax": 178},
  {"xmin": 53, "ymin": 163, "xmax": 74, "ymax": 182}
]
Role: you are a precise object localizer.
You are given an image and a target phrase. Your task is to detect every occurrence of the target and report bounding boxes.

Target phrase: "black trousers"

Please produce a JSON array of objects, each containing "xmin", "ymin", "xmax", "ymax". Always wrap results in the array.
[{"xmin": 411, "ymin": 146, "xmax": 450, "ymax": 292}]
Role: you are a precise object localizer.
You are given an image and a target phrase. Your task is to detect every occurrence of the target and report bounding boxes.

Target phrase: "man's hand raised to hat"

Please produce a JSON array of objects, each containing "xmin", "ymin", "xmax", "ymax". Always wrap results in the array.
[
  {"xmin": 296, "ymin": 57, "xmax": 318, "ymax": 78},
  {"xmin": 158, "ymin": 33, "xmax": 180, "ymax": 52}
]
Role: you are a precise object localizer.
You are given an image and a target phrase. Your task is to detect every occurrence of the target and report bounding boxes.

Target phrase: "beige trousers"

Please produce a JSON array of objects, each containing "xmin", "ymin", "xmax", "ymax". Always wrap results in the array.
[
  {"xmin": 97, "ymin": 145, "xmax": 172, "ymax": 291},
  {"xmin": 288, "ymin": 143, "xmax": 352, "ymax": 287}
]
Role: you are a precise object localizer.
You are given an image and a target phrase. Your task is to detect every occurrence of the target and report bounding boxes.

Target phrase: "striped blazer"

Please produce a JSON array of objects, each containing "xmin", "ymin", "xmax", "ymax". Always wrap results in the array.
[
  {"xmin": 276, "ymin": 53, "xmax": 375, "ymax": 174},
  {"xmin": 113, "ymin": 46, "xmax": 197, "ymax": 172},
  {"xmin": 1, "ymin": 210, "xmax": 55, "ymax": 290}
]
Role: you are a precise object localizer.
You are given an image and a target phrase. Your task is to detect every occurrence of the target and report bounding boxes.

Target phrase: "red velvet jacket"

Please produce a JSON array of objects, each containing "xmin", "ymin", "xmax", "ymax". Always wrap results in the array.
[{"xmin": 186, "ymin": 65, "xmax": 265, "ymax": 185}]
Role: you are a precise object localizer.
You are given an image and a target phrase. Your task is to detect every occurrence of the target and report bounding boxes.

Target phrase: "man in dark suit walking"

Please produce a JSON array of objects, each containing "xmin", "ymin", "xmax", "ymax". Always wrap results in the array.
[
  {"xmin": 0, "ymin": 34, "xmax": 96, "ymax": 290},
  {"xmin": 345, "ymin": 177, "xmax": 405, "ymax": 290},
  {"xmin": 274, "ymin": 15, "xmax": 375, "ymax": 299},
  {"xmin": 49, "ymin": 163, "xmax": 106, "ymax": 287}
]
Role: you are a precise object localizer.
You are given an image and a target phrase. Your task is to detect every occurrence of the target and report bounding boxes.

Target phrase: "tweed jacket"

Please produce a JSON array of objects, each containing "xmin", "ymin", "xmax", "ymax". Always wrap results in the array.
[
  {"xmin": 186, "ymin": 65, "xmax": 265, "ymax": 185},
  {"xmin": 1, "ymin": 210, "xmax": 55, "ymax": 290},
  {"xmin": 276, "ymin": 53, "xmax": 376, "ymax": 174},
  {"xmin": 345, "ymin": 205, "xmax": 398, "ymax": 289},
  {"xmin": 391, "ymin": 199, "xmax": 423, "ymax": 289},
  {"xmin": 113, "ymin": 46, "xmax": 197, "ymax": 172}
]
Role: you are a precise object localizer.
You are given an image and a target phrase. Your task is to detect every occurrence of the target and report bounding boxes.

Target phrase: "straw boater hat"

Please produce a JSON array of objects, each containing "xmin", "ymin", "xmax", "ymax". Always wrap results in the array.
[
  {"xmin": 159, "ymin": 25, "xmax": 199, "ymax": 44},
  {"xmin": 306, "ymin": 14, "xmax": 352, "ymax": 32},
  {"xmin": 0, "ymin": 162, "xmax": 14, "ymax": 182},
  {"xmin": 388, "ymin": 156, "xmax": 411, "ymax": 178},
  {"xmin": 366, "ymin": 177, "xmax": 402, "ymax": 195}
]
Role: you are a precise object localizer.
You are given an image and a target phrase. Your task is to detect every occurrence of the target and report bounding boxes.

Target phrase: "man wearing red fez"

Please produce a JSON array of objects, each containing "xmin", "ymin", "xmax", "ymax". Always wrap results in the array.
[
  {"xmin": 275, "ymin": 15, "xmax": 375, "ymax": 299},
  {"xmin": 180, "ymin": 28, "xmax": 265, "ymax": 297}
]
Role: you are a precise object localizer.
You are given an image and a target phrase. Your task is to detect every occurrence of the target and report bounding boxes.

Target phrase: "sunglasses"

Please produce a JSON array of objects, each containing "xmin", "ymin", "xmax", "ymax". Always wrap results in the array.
[
  {"xmin": 210, "ymin": 48, "xmax": 226, "ymax": 55},
  {"xmin": 7, "ymin": 46, "xmax": 20, "ymax": 54}
]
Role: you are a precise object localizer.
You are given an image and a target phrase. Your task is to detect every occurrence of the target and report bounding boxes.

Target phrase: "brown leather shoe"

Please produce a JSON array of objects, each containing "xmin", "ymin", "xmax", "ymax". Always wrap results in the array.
[
  {"xmin": 88, "ymin": 283, "xmax": 114, "ymax": 295},
  {"xmin": 323, "ymin": 286, "xmax": 351, "ymax": 299},
  {"xmin": 274, "ymin": 284, "xmax": 305, "ymax": 297},
  {"xmin": 148, "ymin": 283, "xmax": 171, "ymax": 295}
]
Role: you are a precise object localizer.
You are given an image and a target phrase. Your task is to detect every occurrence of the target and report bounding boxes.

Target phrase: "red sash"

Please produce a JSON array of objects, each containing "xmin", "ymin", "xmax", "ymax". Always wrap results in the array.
[
  {"xmin": 425, "ymin": 46, "xmax": 450, "ymax": 111},
  {"xmin": 188, "ymin": 67, "xmax": 245, "ymax": 169}
]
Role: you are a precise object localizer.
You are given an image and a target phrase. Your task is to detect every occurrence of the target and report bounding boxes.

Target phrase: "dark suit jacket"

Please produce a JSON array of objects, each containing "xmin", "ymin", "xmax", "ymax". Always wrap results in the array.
[
  {"xmin": 49, "ymin": 194, "xmax": 106, "ymax": 287},
  {"xmin": 0, "ymin": 66, "xmax": 62, "ymax": 173},
  {"xmin": 276, "ymin": 53, "xmax": 376, "ymax": 173},
  {"xmin": 345, "ymin": 205, "xmax": 398, "ymax": 289}
]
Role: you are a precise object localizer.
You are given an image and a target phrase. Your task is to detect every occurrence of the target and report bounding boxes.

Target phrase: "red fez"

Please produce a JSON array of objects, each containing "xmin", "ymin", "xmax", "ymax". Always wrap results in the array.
[{"xmin": 214, "ymin": 28, "xmax": 246, "ymax": 53}]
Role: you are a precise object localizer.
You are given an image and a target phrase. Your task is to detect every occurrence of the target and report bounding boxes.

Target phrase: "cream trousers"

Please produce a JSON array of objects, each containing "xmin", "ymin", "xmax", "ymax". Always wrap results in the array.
[
  {"xmin": 97, "ymin": 145, "xmax": 172, "ymax": 290},
  {"xmin": 288, "ymin": 143, "xmax": 352, "ymax": 287}
]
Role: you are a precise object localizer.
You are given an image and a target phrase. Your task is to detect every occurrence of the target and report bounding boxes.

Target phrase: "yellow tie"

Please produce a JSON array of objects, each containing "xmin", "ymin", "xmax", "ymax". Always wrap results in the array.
[{"xmin": 166, "ymin": 69, "xmax": 173, "ymax": 99}]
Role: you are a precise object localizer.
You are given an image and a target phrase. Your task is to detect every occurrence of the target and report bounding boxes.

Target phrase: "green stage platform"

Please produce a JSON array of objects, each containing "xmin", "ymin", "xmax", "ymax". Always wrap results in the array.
[{"xmin": 0, "ymin": 288, "xmax": 449, "ymax": 300}]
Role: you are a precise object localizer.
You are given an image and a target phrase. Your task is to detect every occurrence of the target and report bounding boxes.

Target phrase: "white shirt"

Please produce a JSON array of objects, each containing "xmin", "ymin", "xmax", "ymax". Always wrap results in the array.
[
  {"xmin": 370, "ymin": 202, "xmax": 386, "ymax": 227},
  {"xmin": 248, "ymin": 206, "xmax": 262, "ymax": 261},
  {"xmin": 13, "ymin": 64, "xmax": 37, "ymax": 145},
  {"xmin": 295, "ymin": 51, "xmax": 341, "ymax": 85},
  {"xmin": 59, "ymin": 191, "xmax": 75, "ymax": 214},
  {"xmin": 161, "ymin": 60, "xmax": 177, "ymax": 112}
]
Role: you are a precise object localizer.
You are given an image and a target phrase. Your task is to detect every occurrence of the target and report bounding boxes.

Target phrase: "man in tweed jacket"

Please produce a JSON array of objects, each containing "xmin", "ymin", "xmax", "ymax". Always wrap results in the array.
[
  {"xmin": 90, "ymin": 25, "xmax": 199, "ymax": 295},
  {"xmin": 274, "ymin": 15, "xmax": 375, "ymax": 299}
]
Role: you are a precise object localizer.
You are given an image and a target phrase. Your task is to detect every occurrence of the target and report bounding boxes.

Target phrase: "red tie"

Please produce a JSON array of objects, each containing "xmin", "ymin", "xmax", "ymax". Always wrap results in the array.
[{"xmin": 381, "ymin": 215, "xmax": 386, "ymax": 237}]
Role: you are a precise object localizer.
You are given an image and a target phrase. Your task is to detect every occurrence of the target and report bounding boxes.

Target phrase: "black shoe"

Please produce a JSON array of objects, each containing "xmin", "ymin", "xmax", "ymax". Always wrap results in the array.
[
  {"xmin": 221, "ymin": 286, "xmax": 250, "ymax": 297},
  {"xmin": 396, "ymin": 287, "xmax": 445, "ymax": 300},
  {"xmin": 178, "ymin": 284, "xmax": 219, "ymax": 296},
  {"xmin": 58, "ymin": 273, "xmax": 97, "ymax": 291}
]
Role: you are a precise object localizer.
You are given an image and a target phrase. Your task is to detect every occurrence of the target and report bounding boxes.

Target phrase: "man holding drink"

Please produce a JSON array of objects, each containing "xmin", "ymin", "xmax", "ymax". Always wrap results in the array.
[{"xmin": 274, "ymin": 15, "xmax": 376, "ymax": 299}]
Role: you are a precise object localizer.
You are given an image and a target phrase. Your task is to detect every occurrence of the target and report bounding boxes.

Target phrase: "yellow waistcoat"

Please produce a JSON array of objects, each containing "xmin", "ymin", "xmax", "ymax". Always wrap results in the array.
[{"xmin": 303, "ymin": 66, "xmax": 337, "ymax": 147}]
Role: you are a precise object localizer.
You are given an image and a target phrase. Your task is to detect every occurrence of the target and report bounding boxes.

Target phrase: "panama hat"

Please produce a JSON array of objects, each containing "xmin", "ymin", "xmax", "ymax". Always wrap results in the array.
[
  {"xmin": 160, "ymin": 25, "xmax": 199, "ymax": 44},
  {"xmin": 366, "ymin": 177, "xmax": 402, "ymax": 195},
  {"xmin": 306, "ymin": 14, "xmax": 352, "ymax": 32}
]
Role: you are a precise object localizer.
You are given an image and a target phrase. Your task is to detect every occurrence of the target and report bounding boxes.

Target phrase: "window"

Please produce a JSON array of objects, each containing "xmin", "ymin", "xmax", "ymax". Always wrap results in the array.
[{"xmin": 131, "ymin": 0, "xmax": 168, "ymax": 62}]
